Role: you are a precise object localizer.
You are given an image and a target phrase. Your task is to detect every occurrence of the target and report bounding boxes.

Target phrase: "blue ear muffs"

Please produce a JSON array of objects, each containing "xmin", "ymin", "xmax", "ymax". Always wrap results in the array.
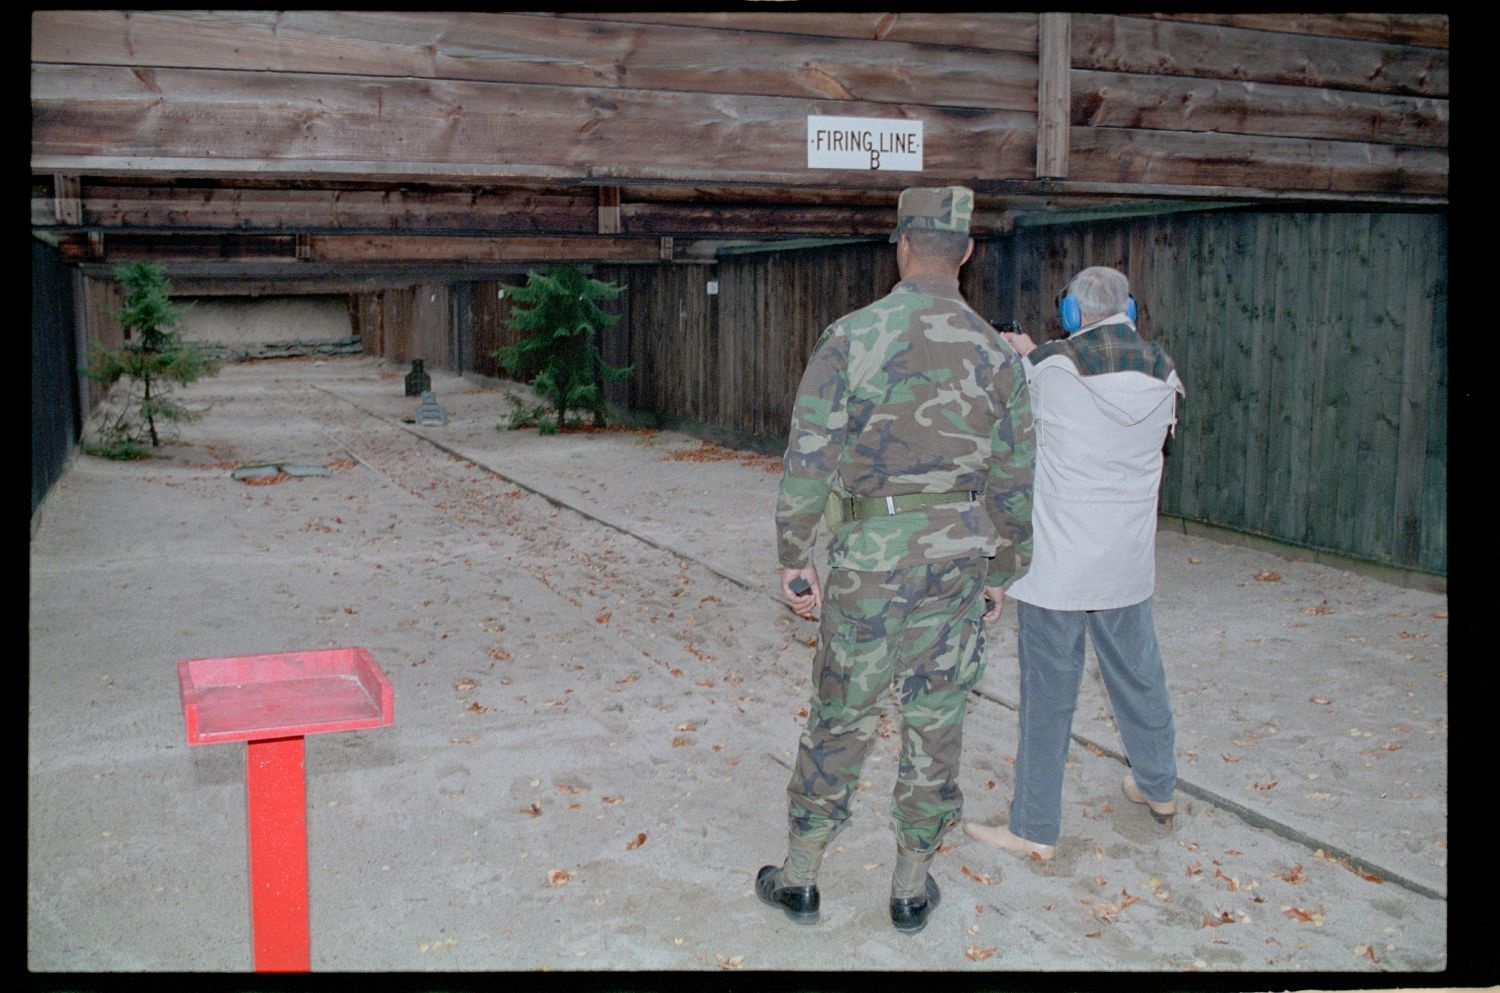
[
  {"xmin": 1056, "ymin": 288, "xmax": 1082, "ymax": 333},
  {"xmin": 1057, "ymin": 288, "xmax": 1138, "ymax": 333}
]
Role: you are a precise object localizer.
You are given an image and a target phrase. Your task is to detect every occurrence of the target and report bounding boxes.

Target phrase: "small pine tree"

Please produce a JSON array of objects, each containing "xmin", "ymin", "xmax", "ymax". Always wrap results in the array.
[
  {"xmin": 492, "ymin": 264, "xmax": 631, "ymax": 433},
  {"xmin": 82, "ymin": 262, "xmax": 221, "ymax": 457}
]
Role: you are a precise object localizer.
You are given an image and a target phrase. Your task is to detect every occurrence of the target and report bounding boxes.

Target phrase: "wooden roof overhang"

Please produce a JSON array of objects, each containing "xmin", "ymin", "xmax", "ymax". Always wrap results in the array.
[{"xmin": 31, "ymin": 11, "xmax": 1449, "ymax": 292}]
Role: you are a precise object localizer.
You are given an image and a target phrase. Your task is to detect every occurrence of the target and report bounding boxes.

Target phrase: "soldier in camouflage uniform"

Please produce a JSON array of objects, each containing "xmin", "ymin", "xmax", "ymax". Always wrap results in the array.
[{"xmin": 756, "ymin": 186, "xmax": 1034, "ymax": 934}]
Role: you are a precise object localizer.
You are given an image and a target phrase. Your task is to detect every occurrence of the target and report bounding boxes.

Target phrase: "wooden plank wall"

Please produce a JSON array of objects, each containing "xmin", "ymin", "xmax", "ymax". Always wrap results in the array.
[
  {"xmin": 31, "ymin": 10, "xmax": 1039, "ymax": 192},
  {"xmin": 599, "ymin": 241, "xmax": 1001, "ymax": 438},
  {"xmin": 347, "ymin": 284, "xmax": 452, "ymax": 368},
  {"xmin": 591, "ymin": 209, "xmax": 1445, "ymax": 575},
  {"xmin": 1064, "ymin": 13, "xmax": 1448, "ymax": 199},
  {"xmin": 32, "ymin": 11, "xmax": 1446, "ymax": 202},
  {"xmin": 994, "ymin": 210, "xmax": 1447, "ymax": 575}
]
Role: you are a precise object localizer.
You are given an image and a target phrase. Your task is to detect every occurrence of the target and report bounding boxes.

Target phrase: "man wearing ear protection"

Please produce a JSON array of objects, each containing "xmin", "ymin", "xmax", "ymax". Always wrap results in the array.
[{"xmin": 966, "ymin": 266, "xmax": 1185, "ymax": 861}]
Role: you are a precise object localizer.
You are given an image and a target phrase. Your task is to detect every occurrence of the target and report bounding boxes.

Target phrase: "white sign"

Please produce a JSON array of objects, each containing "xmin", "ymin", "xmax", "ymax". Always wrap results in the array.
[{"xmin": 807, "ymin": 116, "xmax": 923, "ymax": 171}]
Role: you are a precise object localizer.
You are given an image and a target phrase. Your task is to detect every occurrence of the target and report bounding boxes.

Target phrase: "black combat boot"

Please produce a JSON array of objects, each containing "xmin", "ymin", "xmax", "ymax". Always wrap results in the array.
[
  {"xmin": 888, "ymin": 845, "xmax": 941, "ymax": 934},
  {"xmin": 755, "ymin": 832, "xmax": 824, "ymax": 924}
]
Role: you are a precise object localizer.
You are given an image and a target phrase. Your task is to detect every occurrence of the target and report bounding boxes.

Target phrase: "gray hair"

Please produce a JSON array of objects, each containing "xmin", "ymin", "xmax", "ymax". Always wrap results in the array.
[{"xmin": 1068, "ymin": 266, "xmax": 1130, "ymax": 320}]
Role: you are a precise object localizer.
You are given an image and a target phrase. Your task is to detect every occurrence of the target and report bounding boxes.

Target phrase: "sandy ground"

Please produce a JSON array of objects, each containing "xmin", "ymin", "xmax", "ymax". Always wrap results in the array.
[{"xmin": 28, "ymin": 354, "xmax": 1465, "ymax": 988}]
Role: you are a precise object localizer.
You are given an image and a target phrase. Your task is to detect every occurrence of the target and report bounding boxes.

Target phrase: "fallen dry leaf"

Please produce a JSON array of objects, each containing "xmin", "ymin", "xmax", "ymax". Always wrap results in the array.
[
  {"xmin": 1276, "ymin": 865, "xmax": 1307, "ymax": 884},
  {"xmin": 1314, "ymin": 849, "xmax": 1384, "ymax": 883},
  {"xmin": 1222, "ymin": 753, "xmax": 1241, "ymax": 763},
  {"xmin": 602, "ymin": 795, "xmax": 622, "ymax": 805},
  {"xmin": 1282, "ymin": 905, "xmax": 1316, "ymax": 923},
  {"xmin": 1252, "ymin": 781, "xmax": 1278, "ymax": 791},
  {"xmin": 671, "ymin": 737, "xmax": 693, "ymax": 747},
  {"xmin": 1087, "ymin": 901, "xmax": 1119, "ymax": 923},
  {"xmin": 960, "ymin": 865, "xmax": 995, "ymax": 885},
  {"xmin": 677, "ymin": 723, "xmax": 699, "ymax": 732},
  {"xmin": 520, "ymin": 803, "xmax": 542, "ymax": 818},
  {"xmin": 716, "ymin": 954, "xmax": 745, "ymax": 970},
  {"xmin": 1253, "ymin": 570, "xmax": 1281, "ymax": 582},
  {"xmin": 965, "ymin": 946, "xmax": 996, "ymax": 961},
  {"xmin": 454, "ymin": 679, "xmax": 478, "ymax": 692},
  {"xmin": 1354, "ymin": 943, "xmax": 1381, "ymax": 962},
  {"xmin": 556, "ymin": 784, "xmax": 586, "ymax": 795},
  {"xmin": 1309, "ymin": 696, "xmax": 1333, "ymax": 705},
  {"xmin": 1187, "ymin": 557, "xmax": 1203, "ymax": 565},
  {"xmin": 467, "ymin": 701, "xmax": 489, "ymax": 714},
  {"xmin": 547, "ymin": 869, "xmax": 575, "ymax": 886},
  {"xmin": 626, "ymin": 832, "xmax": 648, "ymax": 850}
]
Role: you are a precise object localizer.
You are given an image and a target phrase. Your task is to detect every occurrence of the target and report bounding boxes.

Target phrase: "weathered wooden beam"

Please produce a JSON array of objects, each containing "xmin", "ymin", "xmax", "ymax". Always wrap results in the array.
[
  {"xmin": 1138, "ymin": 13, "xmax": 1448, "ymax": 49},
  {"xmin": 619, "ymin": 202, "xmax": 1018, "ymax": 238},
  {"xmin": 1036, "ymin": 14, "xmax": 1070, "ymax": 180},
  {"xmin": 1033, "ymin": 179, "xmax": 1447, "ymax": 209},
  {"xmin": 31, "ymin": 65, "xmax": 1038, "ymax": 189},
  {"xmin": 40, "ymin": 180, "xmax": 1032, "ymax": 237},
  {"xmin": 30, "ymin": 10, "xmax": 1037, "ymax": 112},
  {"xmin": 551, "ymin": 12, "xmax": 1039, "ymax": 51},
  {"xmin": 1072, "ymin": 70, "xmax": 1448, "ymax": 148},
  {"xmin": 1072, "ymin": 14, "xmax": 1448, "ymax": 98},
  {"xmin": 57, "ymin": 231, "xmax": 299, "ymax": 263},
  {"xmin": 1067, "ymin": 127, "xmax": 1447, "ymax": 198},
  {"xmin": 303, "ymin": 235, "xmax": 677, "ymax": 264},
  {"xmin": 55, "ymin": 184, "xmax": 600, "ymax": 233}
]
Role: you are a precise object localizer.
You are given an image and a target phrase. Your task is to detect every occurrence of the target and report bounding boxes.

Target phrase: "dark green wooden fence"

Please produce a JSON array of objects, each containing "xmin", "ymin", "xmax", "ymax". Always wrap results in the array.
[{"xmin": 568, "ymin": 210, "xmax": 1446, "ymax": 576}]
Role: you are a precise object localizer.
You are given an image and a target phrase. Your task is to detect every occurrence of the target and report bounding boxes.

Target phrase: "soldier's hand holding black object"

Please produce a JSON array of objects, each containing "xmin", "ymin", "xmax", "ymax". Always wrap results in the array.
[
  {"xmin": 982, "ymin": 585, "xmax": 1005, "ymax": 623},
  {"xmin": 782, "ymin": 566, "xmax": 821, "ymax": 620}
]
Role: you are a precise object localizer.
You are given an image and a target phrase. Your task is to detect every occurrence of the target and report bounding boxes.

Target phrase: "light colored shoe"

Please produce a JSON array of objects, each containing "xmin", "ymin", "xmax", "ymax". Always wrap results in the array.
[
  {"xmin": 963, "ymin": 821, "xmax": 1056, "ymax": 861},
  {"xmin": 1122, "ymin": 772, "xmax": 1176, "ymax": 826}
]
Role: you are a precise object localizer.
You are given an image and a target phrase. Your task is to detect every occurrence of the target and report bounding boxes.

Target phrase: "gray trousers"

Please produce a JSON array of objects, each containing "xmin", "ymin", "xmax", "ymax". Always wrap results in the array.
[{"xmin": 1007, "ymin": 598, "xmax": 1176, "ymax": 846}]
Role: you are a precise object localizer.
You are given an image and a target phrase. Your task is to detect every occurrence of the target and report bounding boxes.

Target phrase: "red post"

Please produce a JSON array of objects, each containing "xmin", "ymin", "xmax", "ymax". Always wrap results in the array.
[{"xmin": 245, "ymin": 735, "xmax": 311, "ymax": 972}]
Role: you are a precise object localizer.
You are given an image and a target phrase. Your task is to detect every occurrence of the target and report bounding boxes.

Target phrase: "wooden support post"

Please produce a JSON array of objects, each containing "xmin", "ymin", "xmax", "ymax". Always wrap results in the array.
[
  {"xmin": 53, "ymin": 174, "xmax": 82, "ymax": 225},
  {"xmin": 659, "ymin": 236, "xmax": 674, "ymax": 261},
  {"xmin": 245, "ymin": 736, "xmax": 311, "ymax": 972},
  {"xmin": 598, "ymin": 186, "xmax": 622, "ymax": 234},
  {"xmin": 1036, "ymin": 13, "xmax": 1071, "ymax": 180}
]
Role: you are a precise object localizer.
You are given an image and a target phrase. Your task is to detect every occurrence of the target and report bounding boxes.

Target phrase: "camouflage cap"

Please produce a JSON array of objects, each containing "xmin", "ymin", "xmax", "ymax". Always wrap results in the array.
[{"xmin": 889, "ymin": 186, "xmax": 974, "ymax": 243}]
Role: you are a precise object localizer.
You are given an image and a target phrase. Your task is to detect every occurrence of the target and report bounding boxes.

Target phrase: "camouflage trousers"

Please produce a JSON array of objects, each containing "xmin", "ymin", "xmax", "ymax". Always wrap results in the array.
[{"xmin": 786, "ymin": 557, "xmax": 987, "ymax": 854}]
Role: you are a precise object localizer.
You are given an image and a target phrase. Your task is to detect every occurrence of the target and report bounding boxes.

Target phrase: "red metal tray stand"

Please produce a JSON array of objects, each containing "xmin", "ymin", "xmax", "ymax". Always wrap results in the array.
[{"xmin": 177, "ymin": 647, "xmax": 394, "ymax": 972}]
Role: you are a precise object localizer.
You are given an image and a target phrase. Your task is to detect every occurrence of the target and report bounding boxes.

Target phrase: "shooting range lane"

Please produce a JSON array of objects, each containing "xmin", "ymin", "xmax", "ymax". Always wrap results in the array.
[{"xmin": 28, "ymin": 355, "xmax": 1449, "ymax": 974}]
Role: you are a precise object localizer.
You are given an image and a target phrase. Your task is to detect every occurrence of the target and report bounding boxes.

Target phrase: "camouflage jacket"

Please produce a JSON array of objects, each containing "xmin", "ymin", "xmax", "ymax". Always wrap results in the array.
[{"xmin": 775, "ymin": 275, "xmax": 1034, "ymax": 585}]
